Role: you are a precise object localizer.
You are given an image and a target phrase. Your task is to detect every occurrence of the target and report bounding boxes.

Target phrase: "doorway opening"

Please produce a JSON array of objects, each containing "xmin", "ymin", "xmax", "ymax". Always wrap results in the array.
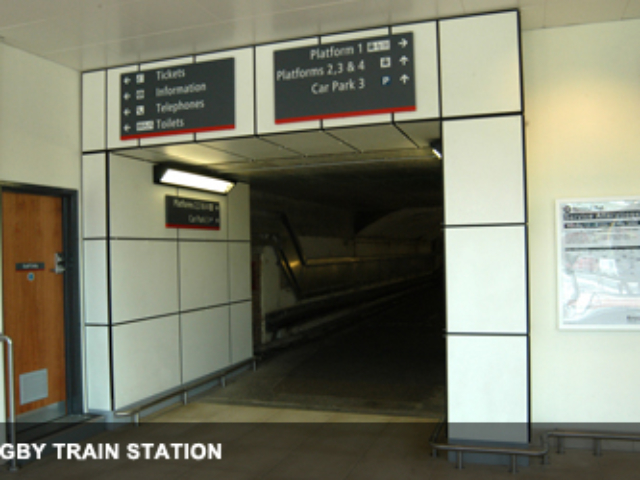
[{"xmin": 122, "ymin": 120, "xmax": 446, "ymax": 418}]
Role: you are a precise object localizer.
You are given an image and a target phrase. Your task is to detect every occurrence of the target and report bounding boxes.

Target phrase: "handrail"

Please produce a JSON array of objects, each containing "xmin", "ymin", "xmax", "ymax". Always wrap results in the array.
[
  {"xmin": 429, "ymin": 418, "xmax": 549, "ymax": 474},
  {"xmin": 115, "ymin": 357, "xmax": 256, "ymax": 426},
  {"xmin": 543, "ymin": 429, "xmax": 640, "ymax": 462},
  {"xmin": 0, "ymin": 334, "xmax": 18, "ymax": 472},
  {"xmin": 431, "ymin": 419, "xmax": 640, "ymax": 474}
]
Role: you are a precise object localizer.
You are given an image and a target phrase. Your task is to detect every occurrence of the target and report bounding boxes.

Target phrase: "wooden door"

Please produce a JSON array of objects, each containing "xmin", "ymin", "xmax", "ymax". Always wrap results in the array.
[{"xmin": 2, "ymin": 191, "xmax": 66, "ymax": 417}]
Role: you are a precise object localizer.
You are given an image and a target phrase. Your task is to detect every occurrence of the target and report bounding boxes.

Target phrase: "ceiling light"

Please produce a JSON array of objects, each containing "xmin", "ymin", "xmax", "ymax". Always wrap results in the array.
[
  {"xmin": 430, "ymin": 140, "xmax": 442, "ymax": 160},
  {"xmin": 154, "ymin": 165, "xmax": 235, "ymax": 194}
]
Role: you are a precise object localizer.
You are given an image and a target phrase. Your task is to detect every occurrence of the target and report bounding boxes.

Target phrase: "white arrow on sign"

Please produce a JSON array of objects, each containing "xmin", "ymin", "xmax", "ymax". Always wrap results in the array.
[
  {"xmin": 398, "ymin": 38, "xmax": 408, "ymax": 48},
  {"xmin": 123, "ymin": 108, "xmax": 131, "ymax": 116},
  {"xmin": 123, "ymin": 92, "xmax": 131, "ymax": 101},
  {"xmin": 124, "ymin": 124, "xmax": 131, "ymax": 132},
  {"xmin": 399, "ymin": 55, "xmax": 409, "ymax": 66},
  {"xmin": 400, "ymin": 74, "xmax": 410, "ymax": 84},
  {"xmin": 124, "ymin": 77, "xmax": 131, "ymax": 85}
]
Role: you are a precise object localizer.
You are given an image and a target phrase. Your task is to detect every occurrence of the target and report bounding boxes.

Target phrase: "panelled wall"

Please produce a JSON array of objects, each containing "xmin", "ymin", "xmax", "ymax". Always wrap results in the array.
[
  {"xmin": 82, "ymin": 153, "xmax": 251, "ymax": 411},
  {"xmin": 79, "ymin": 11, "xmax": 527, "ymax": 430},
  {"xmin": 440, "ymin": 12, "xmax": 529, "ymax": 444}
]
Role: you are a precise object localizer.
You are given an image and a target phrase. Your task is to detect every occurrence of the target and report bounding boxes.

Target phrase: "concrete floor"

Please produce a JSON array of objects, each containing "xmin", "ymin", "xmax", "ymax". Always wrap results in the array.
[
  {"xmin": 10, "ymin": 403, "xmax": 640, "ymax": 479},
  {"xmin": 202, "ymin": 286, "xmax": 446, "ymax": 418}
]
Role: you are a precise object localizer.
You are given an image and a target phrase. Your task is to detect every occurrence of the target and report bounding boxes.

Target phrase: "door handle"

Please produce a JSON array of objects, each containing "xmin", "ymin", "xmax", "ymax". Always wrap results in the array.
[{"xmin": 51, "ymin": 252, "xmax": 65, "ymax": 274}]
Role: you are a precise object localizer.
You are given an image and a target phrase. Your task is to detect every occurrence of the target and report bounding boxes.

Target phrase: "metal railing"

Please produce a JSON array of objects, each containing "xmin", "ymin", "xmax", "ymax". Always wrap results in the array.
[
  {"xmin": 0, "ymin": 334, "xmax": 18, "ymax": 472},
  {"xmin": 429, "ymin": 419, "xmax": 548, "ymax": 474},
  {"xmin": 115, "ymin": 357, "xmax": 257, "ymax": 426},
  {"xmin": 430, "ymin": 418, "xmax": 640, "ymax": 474},
  {"xmin": 543, "ymin": 429, "xmax": 640, "ymax": 463}
]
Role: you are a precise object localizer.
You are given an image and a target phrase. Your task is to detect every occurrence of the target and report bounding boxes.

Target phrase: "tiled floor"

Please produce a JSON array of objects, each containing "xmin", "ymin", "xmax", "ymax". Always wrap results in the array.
[{"xmin": 10, "ymin": 403, "xmax": 640, "ymax": 479}]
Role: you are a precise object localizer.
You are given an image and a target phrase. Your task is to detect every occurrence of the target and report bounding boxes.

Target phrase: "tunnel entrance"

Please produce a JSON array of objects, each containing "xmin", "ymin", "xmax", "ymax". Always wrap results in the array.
[{"xmin": 123, "ymin": 120, "xmax": 445, "ymax": 418}]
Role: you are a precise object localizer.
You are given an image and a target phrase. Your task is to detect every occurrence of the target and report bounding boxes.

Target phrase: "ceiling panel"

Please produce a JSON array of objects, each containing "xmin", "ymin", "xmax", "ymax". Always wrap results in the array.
[
  {"xmin": 204, "ymin": 137, "xmax": 301, "ymax": 159},
  {"xmin": 545, "ymin": 0, "xmax": 629, "ymax": 27},
  {"xmin": 625, "ymin": 0, "xmax": 640, "ymax": 18},
  {"xmin": 1, "ymin": 0, "xmax": 637, "ymax": 71},
  {"xmin": 0, "ymin": 0, "xmax": 77, "ymax": 28},
  {"xmin": 147, "ymin": 144, "xmax": 249, "ymax": 165},
  {"xmin": 396, "ymin": 121, "xmax": 441, "ymax": 148},
  {"xmin": 328, "ymin": 125, "xmax": 417, "ymax": 152},
  {"xmin": 263, "ymin": 131, "xmax": 358, "ymax": 156}
]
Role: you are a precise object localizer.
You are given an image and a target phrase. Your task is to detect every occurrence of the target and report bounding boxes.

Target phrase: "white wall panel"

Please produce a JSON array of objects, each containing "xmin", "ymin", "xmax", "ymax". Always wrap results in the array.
[
  {"xmin": 82, "ymin": 71, "xmax": 106, "ymax": 152},
  {"xmin": 113, "ymin": 316, "xmax": 181, "ymax": 408},
  {"xmin": 230, "ymin": 302, "xmax": 253, "ymax": 364},
  {"xmin": 443, "ymin": 116, "xmax": 525, "ymax": 225},
  {"xmin": 196, "ymin": 48, "xmax": 255, "ymax": 140},
  {"xmin": 176, "ymin": 189, "xmax": 228, "ymax": 240},
  {"xmin": 229, "ymin": 242, "xmax": 251, "ymax": 302},
  {"xmin": 446, "ymin": 226, "xmax": 527, "ymax": 334},
  {"xmin": 321, "ymin": 28, "xmax": 392, "ymax": 128},
  {"xmin": 82, "ymin": 153, "xmax": 107, "ymax": 238},
  {"xmin": 179, "ymin": 242, "xmax": 229, "ymax": 310},
  {"xmin": 110, "ymin": 240, "xmax": 179, "ymax": 323},
  {"xmin": 447, "ymin": 335, "xmax": 528, "ymax": 443},
  {"xmin": 228, "ymin": 183, "xmax": 250, "ymax": 241},
  {"xmin": 256, "ymin": 38, "xmax": 321, "ymax": 135},
  {"xmin": 0, "ymin": 44, "xmax": 80, "ymax": 190},
  {"xmin": 109, "ymin": 155, "xmax": 177, "ymax": 239},
  {"xmin": 181, "ymin": 307, "xmax": 231, "ymax": 383},
  {"xmin": 85, "ymin": 326, "xmax": 111, "ymax": 412},
  {"xmin": 83, "ymin": 240, "xmax": 109, "ymax": 325},
  {"xmin": 440, "ymin": 11, "xmax": 521, "ymax": 117},
  {"xmin": 139, "ymin": 57, "xmax": 195, "ymax": 147},
  {"xmin": 392, "ymin": 22, "xmax": 440, "ymax": 122},
  {"xmin": 107, "ymin": 65, "xmax": 139, "ymax": 149}
]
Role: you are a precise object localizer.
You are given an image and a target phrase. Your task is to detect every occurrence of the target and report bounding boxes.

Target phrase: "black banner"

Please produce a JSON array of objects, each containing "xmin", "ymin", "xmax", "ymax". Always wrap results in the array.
[
  {"xmin": 274, "ymin": 33, "xmax": 415, "ymax": 123},
  {"xmin": 121, "ymin": 59, "xmax": 235, "ymax": 140},
  {"xmin": 165, "ymin": 196, "xmax": 220, "ymax": 230}
]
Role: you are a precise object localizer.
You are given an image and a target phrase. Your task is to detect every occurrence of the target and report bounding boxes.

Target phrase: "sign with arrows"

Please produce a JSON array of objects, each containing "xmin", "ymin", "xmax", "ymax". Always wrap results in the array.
[
  {"xmin": 274, "ymin": 33, "xmax": 415, "ymax": 123},
  {"xmin": 120, "ymin": 59, "xmax": 235, "ymax": 140}
]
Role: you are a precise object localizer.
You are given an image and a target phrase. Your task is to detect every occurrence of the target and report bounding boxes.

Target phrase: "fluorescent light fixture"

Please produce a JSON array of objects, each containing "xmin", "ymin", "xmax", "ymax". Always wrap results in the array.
[
  {"xmin": 154, "ymin": 165, "xmax": 235, "ymax": 194},
  {"xmin": 430, "ymin": 140, "xmax": 442, "ymax": 160}
]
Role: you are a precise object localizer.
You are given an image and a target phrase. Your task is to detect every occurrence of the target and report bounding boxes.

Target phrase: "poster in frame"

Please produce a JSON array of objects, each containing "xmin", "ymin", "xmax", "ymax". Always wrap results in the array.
[{"xmin": 557, "ymin": 197, "xmax": 640, "ymax": 330}]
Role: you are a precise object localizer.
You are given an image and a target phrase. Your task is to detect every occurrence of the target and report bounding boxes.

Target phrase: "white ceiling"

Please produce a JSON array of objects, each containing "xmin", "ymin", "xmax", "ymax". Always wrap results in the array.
[{"xmin": 0, "ymin": 0, "xmax": 638, "ymax": 71}]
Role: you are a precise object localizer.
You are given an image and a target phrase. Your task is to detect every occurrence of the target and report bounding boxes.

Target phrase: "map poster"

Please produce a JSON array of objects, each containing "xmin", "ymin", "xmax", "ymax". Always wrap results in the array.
[{"xmin": 558, "ymin": 198, "xmax": 640, "ymax": 329}]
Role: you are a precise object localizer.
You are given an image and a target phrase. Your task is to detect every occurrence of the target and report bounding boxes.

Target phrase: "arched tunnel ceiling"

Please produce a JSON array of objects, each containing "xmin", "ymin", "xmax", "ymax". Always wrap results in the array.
[{"xmin": 120, "ymin": 121, "xmax": 443, "ymax": 214}]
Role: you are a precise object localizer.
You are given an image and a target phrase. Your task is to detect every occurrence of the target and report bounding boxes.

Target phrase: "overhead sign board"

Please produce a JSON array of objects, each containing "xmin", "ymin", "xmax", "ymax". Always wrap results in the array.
[
  {"xmin": 274, "ymin": 33, "xmax": 416, "ymax": 124},
  {"xmin": 121, "ymin": 59, "xmax": 235, "ymax": 140},
  {"xmin": 165, "ymin": 196, "xmax": 220, "ymax": 230}
]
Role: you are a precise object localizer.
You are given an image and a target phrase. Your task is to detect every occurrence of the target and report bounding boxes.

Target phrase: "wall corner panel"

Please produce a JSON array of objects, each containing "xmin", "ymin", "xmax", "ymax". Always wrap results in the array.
[
  {"xmin": 230, "ymin": 302, "xmax": 253, "ymax": 364},
  {"xmin": 228, "ymin": 183, "xmax": 250, "ymax": 241},
  {"xmin": 443, "ymin": 115, "xmax": 525, "ymax": 226},
  {"xmin": 82, "ymin": 71, "xmax": 106, "ymax": 152},
  {"xmin": 440, "ymin": 11, "xmax": 521, "ymax": 117},
  {"xmin": 82, "ymin": 153, "xmax": 107, "ymax": 238}
]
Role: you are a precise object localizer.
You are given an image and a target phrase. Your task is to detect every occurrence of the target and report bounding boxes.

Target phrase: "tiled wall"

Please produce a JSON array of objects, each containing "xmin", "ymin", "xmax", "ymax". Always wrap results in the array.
[
  {"xmin": 439, "ymin": 12, "xmax": 529, "ymax": 444},
  {"xmin": 82, "ymin": 153, "xmax": 251, "ymax": 411}
]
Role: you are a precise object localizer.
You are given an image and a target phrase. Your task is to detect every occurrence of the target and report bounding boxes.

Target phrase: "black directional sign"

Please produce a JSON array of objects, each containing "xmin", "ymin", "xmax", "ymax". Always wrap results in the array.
[
  {"xmin": 121, "ymin": 59, "xmax": 235, "ymax": 140},
  {"xmin": 274, "ymin": 33, "xmax": 415, "ymax": 124},
  {"xmin": 165, "ymin": 196, "xmax": 220, "ymax": 230}
]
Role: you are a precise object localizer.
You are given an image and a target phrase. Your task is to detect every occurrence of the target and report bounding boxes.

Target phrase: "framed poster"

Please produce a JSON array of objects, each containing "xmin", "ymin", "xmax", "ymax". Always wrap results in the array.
[{"xmin": 557, "ymin": 198, "xmax": 640, "ymax": 330}]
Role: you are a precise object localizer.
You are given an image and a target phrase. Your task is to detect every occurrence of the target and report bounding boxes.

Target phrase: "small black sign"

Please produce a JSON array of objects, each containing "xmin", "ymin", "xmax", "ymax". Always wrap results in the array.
[
  {"xmin": 166, "ymin": 196, "xmax": 220, "ymax": 230},
  {"xmin": 274, "ymin": 33, "xmax": 415, "ymax": 124},
  {"xmin": 16, "ymin": 262, "xmax": 45, "ymax": 271},
  {"xmin": 121, "ymin": 59, "xmax": 235, "ymax": 140}
]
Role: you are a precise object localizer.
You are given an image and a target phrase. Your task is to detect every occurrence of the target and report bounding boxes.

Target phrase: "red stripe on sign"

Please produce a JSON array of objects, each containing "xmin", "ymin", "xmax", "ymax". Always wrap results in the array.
[
  {"xmin": 166, "ymin": 224, "xmax": 221, "ymax": 230},
  {"xmin": 275, "ymin": 106, "xmax": 416, "ymax": 125},
  {"xmin": 121, "ymin": 124, "xmax": 235, "ymax": 141}
]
